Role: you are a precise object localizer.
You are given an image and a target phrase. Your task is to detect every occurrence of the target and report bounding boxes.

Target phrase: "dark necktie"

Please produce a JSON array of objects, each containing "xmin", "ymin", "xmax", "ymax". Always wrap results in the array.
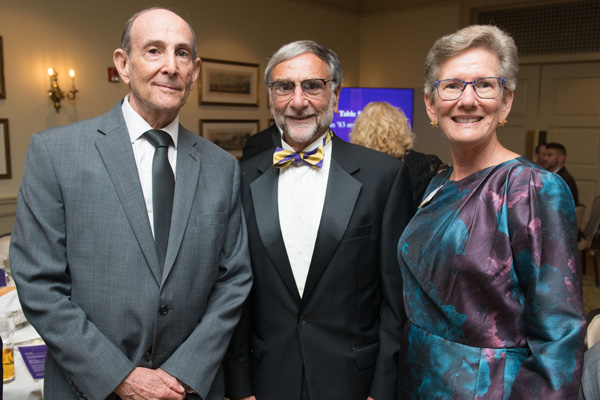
[{"xmin": 143, "ymin": 129, "xmax": 174, "ymax": 269}]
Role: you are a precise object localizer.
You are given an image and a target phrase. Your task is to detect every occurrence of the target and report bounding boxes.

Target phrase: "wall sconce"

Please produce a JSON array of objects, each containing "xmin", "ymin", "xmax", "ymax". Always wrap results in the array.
[{"xmin": 48, "ymin": 68, "xmax": 79, "ymax": 113}]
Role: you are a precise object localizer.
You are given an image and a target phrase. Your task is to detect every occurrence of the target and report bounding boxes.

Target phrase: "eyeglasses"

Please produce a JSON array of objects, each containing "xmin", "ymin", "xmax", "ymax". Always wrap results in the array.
[
  {"xmin": 434, "ymin": 77, "xmax": 506, "ymax": 101},
  {"xmin": 267, "ymin": 78, "xmax": 334, "ymax": 101}
]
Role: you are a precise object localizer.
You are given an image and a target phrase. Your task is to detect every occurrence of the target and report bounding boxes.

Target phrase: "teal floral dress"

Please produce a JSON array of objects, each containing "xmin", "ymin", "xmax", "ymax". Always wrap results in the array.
[{"xmin": 397, "ymin": 156, "xmax": 585, "ymax": 399}]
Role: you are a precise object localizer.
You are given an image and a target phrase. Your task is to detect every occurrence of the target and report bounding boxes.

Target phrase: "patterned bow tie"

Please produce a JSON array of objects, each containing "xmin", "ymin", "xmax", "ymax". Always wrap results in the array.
[{"xmin": 273, "ymin": 130, "xmax": 333, "ymax": 169}]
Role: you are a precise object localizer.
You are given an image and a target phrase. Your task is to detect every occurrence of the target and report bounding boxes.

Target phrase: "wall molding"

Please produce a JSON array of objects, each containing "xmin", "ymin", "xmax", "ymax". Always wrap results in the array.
[
  {"xmin": 0, "ymin": 196, "xmax": 17, "ymax": 218},
  {"xmin": 0, "ymin": 197, "xmax": 17, "ymax": 234}
]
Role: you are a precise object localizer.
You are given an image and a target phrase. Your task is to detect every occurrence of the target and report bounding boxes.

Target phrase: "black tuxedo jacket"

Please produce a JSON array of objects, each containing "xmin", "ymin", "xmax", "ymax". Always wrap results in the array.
[
  {"xmin": 556, "ymin": 166, "xmax": 579, "ymax": 205},
  {"xmin": 225, "ymin": 135, "xmax": 414, "ymax": 400}
]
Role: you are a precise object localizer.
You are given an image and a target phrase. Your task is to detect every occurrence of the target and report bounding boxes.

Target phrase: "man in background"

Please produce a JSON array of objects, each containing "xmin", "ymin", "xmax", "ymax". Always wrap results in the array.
[
  {"xmin": 224, "ymin": 40, "xmax": 413, "ymax": 400},
  {"xmin": 240, "ymin": 122, "xmax": 281, "ymax": 162},
  {"xmin": 544, "ymin": 142, "xmax": 579, "ymax": 205},
  {"xmin": 534, "ymin": 143, "xmax": 547, "ymax": 167},
  {"xmin": 11, "ymin": 8, "xmax": 251, "ymax": 399}
]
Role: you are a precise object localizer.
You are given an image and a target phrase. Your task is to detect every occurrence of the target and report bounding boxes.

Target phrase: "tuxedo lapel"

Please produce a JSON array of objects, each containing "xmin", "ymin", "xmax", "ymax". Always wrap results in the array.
[
  {"xmin": 251, "ymin": 154, "xmax": 301, "ymax": 303},
  {"xmin": 161, "ymin": 128, "xmax": 201, "ymax": 283},
  {"xmin": 303, "ymin": 138, "xmax": 361, "ymax": 300},
  {"xmin": 94, "ymin": 110, "xmax": 162, "ymax": 284}
]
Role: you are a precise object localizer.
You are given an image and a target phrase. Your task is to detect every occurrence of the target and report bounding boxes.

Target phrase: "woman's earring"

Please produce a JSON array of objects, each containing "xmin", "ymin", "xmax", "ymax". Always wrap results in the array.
[
  {"xmin": 498, "ymin": 120, "xmax": 507, "ymax": 127},
  {"xmin": 430, "ymin": 121, "xmax": 438, "ymax": 128}
]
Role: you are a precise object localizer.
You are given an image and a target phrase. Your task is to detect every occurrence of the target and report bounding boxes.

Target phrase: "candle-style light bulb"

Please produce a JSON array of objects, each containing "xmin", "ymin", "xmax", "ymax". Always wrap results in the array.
[{"xmin": 69, "ymin": 69, "xmax": 75, "ymax": 87}]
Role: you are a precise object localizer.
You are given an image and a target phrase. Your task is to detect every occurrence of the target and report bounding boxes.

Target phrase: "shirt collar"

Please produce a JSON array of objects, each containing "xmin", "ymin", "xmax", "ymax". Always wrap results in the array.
[{"xmin": 121, "ymin": 95, "xmax": 179, "ymax": 147}]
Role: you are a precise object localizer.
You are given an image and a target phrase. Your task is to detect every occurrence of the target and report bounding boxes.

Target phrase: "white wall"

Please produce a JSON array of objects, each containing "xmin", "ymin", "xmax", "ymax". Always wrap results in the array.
[{"xmin": 0, "ymin": 0, "xmax": 360, "ymax": 233}]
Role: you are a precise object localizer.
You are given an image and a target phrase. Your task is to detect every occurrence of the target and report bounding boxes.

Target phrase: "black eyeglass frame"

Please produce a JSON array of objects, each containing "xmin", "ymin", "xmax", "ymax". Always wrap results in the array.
[
  {"xmin": 267, "ymin": 78, "xmax": 335, "ymax": 100},
  {"xmin": 433, "ymin": 77, "xmax": 506, "ymax": 101}
]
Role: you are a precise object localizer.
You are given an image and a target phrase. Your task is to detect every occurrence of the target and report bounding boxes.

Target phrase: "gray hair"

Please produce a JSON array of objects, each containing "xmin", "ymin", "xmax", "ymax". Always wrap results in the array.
[
  {"xmin": 120, "ymin": 7, "xmax": 197, "ymax": 59},
  {"xmin": 264, "ymin": 40, "xmax": 343, "ymax": 93},
  {"xmin": 424, "ymin": 25, "xmax": 518, "ymax": 98}
]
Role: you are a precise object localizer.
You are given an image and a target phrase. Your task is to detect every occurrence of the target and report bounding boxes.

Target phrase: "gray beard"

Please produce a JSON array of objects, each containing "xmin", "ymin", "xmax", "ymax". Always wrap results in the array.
[{"xmin": 276, "ymin": 97, "xmax": 335, "ymax": 145}]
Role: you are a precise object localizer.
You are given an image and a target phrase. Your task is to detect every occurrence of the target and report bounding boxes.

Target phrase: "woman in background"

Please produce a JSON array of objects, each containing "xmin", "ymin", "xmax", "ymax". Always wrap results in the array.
[
  {"xmin": 397, "ymin": 25, "xmax": 585, "ymax": 399},
  {"xmin": 350, "ymin": 101, "xmax": 447, "ymax": 206}
]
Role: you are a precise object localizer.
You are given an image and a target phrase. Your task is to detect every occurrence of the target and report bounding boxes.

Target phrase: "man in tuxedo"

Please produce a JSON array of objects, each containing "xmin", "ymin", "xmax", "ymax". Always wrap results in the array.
[
  {"xmin": 10, "ymin": 8, "xmax": 251, "ymax": 400},
  {"xmin": 544, "ymin": 142, "xmax": 579, "ymax": 205},
  {"xmin": 224, "ymin": 40, "xmax": 413, "ymax": 400}
]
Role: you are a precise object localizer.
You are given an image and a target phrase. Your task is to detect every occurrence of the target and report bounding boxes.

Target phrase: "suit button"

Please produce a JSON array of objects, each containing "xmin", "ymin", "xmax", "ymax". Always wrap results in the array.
[
  {"xmin": 144, "ymin": 351, "xmax": 151, "ymax": 362},
  {"xmin": 159, "ymin": 305, "xmax": 168, "ymax": 315},
  {"xmin": 298, "ymin": 316, "xmax": 307, "ymax": 324}
]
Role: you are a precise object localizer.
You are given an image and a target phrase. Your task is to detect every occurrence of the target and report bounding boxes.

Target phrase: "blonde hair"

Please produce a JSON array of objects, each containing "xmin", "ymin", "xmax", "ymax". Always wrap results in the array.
[{"xmin": 349, "ymin": 102, "xmax": 414, "ymax": 159}]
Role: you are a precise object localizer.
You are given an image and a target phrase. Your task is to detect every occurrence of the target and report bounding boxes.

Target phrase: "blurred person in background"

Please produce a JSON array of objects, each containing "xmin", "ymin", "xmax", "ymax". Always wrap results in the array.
[
  {"xmin": 544, "ymin": 142, "xmax": 579, "ymax": 205},
  {"xmin": 350, "ymin": 101, "xmax": 447, "ymax": 206},
  {"xmin": 534, "ymin": 142, "xmax": 547, "ymax": 167}
]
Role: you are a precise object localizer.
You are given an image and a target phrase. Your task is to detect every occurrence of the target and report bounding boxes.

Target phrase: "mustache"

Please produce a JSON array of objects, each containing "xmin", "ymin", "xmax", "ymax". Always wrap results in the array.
[{"xmin": 284, "ymin": 113, "xmax": 316, "ymax": 119}]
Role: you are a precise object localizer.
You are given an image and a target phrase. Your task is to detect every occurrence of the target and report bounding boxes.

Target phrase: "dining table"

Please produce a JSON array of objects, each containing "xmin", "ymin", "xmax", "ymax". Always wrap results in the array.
[{"xmin": 1, "ymin": 286, "xmax": 44, "ymax": 400}]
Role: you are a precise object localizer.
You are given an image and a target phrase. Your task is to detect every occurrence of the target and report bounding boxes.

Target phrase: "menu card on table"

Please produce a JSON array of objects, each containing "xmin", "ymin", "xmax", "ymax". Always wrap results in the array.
[{"xmin": 18, "ymin": 344, "xmax": 46, "ymax": 379}]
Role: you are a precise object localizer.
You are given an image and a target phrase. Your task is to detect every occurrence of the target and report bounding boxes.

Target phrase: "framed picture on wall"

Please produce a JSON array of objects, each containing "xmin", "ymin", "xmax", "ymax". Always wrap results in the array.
[
  {"xmin": 199, "ymin": 119, "xmax": 259, "ymax": 159},
  {"xmin": 0, "ymin": 119, "xmax": 11, "ymax": 179},
  {"xmin": 0, "ymin": 37, "xmax": 5, "ymax": 99},
  {"xmin": 199, "ymin": 58, "xmax": 259, "ymax": 106}
]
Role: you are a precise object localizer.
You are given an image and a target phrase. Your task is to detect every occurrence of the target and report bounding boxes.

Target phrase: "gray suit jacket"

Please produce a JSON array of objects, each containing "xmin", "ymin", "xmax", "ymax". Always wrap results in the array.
[
  {"xmin": 580, "ymin": 341, "xmax": 600, "ymax": 400},
  {"xmin": 10, "ymin": 102, "xmax": 252, "ymax": 400}
]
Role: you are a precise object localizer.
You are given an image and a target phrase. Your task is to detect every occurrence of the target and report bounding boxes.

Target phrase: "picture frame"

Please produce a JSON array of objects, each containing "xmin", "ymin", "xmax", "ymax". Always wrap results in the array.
[
  {"xmin": 0, "ymin": 37, "xmax": 5, "ymax": 99},
  {"xmin": 0, "ymin": 119, "xmax": 11, "ymax": 179},
  {"xmin": 199, "ymin": 58, "xmax": 259, "ymax": 106},
  {"xmin": 199, "ymin": 119, "xmax": 260, "ymax": 159}
]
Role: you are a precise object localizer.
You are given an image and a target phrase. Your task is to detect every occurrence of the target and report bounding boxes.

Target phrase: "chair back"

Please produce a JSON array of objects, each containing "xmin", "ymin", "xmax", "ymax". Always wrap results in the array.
[
  {"xmin": 582, "ymin": 197, "xmax": 600, "ymax": 251},
  {"xmin": 576, "ymin": 205, "xmax": 587, "ymax": 231},
  {"xmin": 587, "ymin": 308, "xmax": 600, "ymax": 349}
]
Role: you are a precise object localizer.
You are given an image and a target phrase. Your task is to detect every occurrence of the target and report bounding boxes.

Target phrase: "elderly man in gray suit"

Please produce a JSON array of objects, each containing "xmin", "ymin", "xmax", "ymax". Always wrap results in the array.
[{"xmin": 10, "ymin": 7, "xmax": 251, "ymax": 400}]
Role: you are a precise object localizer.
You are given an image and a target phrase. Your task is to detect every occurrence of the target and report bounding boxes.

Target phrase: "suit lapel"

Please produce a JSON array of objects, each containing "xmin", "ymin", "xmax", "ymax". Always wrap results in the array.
[
  {"xmin": 161, "ymin": 128, "xmax": 201, "ymax": 283},
  {"xmin": 251, "ymin": 153, "xmax": 302, "ymax": 303},
  {"xmin": 94, "ymin": 105, "xmax": 162, "ymax": 284},
  {"xmin": 303, "ymin": 137, "xmax": 361, "ymax": 300}
]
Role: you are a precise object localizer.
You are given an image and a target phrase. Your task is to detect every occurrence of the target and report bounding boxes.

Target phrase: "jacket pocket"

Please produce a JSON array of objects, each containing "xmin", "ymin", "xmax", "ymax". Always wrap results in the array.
[
  {"xmin": 342, "ymin": 224, "xmax": 372, "ymax": 241},
  {"xmin": 195, "ymin": 212, "xmax": 228, "ymax": 226},
  {"xmin": 353, "ymin": 341, "xmax": 379, "ymax": 369}
]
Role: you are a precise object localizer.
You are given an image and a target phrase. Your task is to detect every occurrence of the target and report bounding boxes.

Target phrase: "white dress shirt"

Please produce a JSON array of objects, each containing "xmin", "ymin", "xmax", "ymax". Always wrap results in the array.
[
  {"xmin": 278, "ymin": 131, "xmax": 332, "ymax": 297},
  {"xmin": 121, "ymin": 95, "xmax": 179, "ymax": 237}
]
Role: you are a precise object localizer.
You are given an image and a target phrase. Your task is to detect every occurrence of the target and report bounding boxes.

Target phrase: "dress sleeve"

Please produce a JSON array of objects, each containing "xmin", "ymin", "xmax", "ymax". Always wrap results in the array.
[{"xmin": 507, "ymin": 168, "xmax": 585, "ymax": 399}]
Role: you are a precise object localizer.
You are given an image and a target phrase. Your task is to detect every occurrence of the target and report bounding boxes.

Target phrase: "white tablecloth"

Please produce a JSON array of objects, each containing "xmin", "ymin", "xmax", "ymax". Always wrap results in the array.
[{"xmin": 4, "ymin": 337, "xmax": 44, "ymax": 400}]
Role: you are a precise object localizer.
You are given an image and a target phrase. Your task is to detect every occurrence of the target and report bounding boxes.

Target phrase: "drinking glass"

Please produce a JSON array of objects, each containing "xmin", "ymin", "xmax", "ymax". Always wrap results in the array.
[{"xmin": 0, "ymin": 312, "xmax": 15, "ymax": 383}]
